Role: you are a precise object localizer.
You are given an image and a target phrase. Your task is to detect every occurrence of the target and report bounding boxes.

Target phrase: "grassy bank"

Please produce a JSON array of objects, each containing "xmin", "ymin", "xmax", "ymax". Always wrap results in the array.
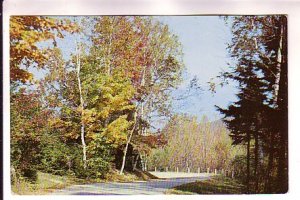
[
  {"xmin": 12, "ymin": 172, "xmax": 82, "ymax": 195},
  {"xmin": 166, "ymin": 175, "xmax": 246, "ymax": 194},
  {"xmin": 12, "ymin": 169, "xmax": 157, "ymax": 195}
]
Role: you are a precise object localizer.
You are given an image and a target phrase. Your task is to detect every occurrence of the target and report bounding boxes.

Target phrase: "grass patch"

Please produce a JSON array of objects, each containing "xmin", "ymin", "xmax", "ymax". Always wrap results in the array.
[
  {"xmin": 167, "ymin": 175, "xmax": 246, "ymax": 194},
  {"xmin": 12, "ymin": 169, "xmax": 156, "ymax": 195},
  {"xmin": 133, "ymin": 169, "xmax": 159, "ymax": 180},
  {"xmin": 166, "ymin": 189, "xmax": 196, "ymax": 195},
  {"xmin": 103, "ymin": 168, "xmax": 158, "ymax": 182},
  {"xmin": 103, "ymin": 169, "xmax": 140, "ymax": 182},
  {"xmin": 12, "ymin": 172, "xmax": 84, "ymax": 195}
]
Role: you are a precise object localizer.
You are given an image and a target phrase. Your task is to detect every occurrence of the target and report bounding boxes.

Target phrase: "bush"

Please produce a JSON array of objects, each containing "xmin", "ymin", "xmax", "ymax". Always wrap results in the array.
[
  {"xmin": 11, "ymin": 135, "xmax": 41, "ymax": 183},
  {"xmin": 36, "ymin": 131, "xmax": 115, "ymax": 179},
  {"xmin": 23, "ymin": 168, "xmax": 38, "ymax": 182},
  {"xmin": 39, "ymin": 134, "xmax": 80, "ymax": 176},
  {"xmin": 84, "ymin": 135, "xmax": 113, "ymax": 179},
  {"xmin": 72, "ymin": 155, "xmax": 111, "ymax": 179}
]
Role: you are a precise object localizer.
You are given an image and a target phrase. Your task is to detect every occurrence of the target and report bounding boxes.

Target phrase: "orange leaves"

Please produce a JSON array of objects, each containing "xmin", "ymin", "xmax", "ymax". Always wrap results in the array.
[
  {"xmin": 136, "ymin": 134, "xmax": 167, "ymax": 149},
  {"xmin": 49, "ymin": 117, "xmax": 80, "ymax": 141},
  {"xmin": 10, "ymin": 68, "xmax": 33, "ymax": 83},
  {"xmin": 10, "ymin": 16, "xmax": 78, "ymax": 83}
]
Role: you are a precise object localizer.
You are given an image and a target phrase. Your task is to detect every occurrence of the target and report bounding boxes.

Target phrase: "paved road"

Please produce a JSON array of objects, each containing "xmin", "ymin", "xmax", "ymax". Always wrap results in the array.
[{"xmin": 51, "ymin": 173, "xmax": 211, "ymax": 195}]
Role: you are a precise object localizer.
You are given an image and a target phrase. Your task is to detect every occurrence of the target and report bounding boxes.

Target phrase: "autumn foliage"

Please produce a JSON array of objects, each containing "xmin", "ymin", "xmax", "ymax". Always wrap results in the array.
[
  {"xmin": 10, "ymin": 16, "xmax": 184, "ymax": 182},
  {"xmin": 10, "ymin": 16, "xmax": 77, "ymax": 83}
]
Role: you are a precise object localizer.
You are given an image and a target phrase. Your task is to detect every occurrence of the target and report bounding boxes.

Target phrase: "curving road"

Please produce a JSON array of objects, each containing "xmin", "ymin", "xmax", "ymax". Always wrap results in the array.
[{"xmin": 51, "ymin": 173, "xmax": 211, "ymax": 195}]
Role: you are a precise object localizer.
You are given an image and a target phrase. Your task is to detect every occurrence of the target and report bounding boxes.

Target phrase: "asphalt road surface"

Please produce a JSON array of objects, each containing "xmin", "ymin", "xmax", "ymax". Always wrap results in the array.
[{"xmin": 51, "ymin": 173, "xmax": 211, "ymax": 195}]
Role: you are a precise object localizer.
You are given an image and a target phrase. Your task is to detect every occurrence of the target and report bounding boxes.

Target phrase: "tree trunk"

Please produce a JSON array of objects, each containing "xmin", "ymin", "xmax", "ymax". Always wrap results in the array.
[
  {"xmin": 145, "ymin": 157, "xmax": 147, "ymax": 171},
  {"xmin": 133, "ymin": 154, "xmax": 139, "ymax": 171},
  {"xmin": 141, "ymin": 102, "xmax": 144, "ymax": 135},
  {"xmin": 246, "ymin": 133, "xmax": 251, "ymax": 193},
  {"xmin": 254, "ymin": 133, "xmax": 259, "ymax": 192},
  {"xmin": 140, "ymin": 65, "xmax": 146, "ymax": 136},
  {"xmin": 106, "ymin": 17, "xmax": 115, "ymax": 76},
  {"xmin": 120, "ymin": 111, "xmax": 137, "ymax": 175},
  {"xmin": 76, "ymin": 42, "xmax": 87, "ymax": 170},
  {"xmin": 265, "ymin": 132, "xmax": 274, "ymax": 193},
  {"xmin": 273, "ymin": 16, "xmax": 284, "ymax": 107},
  {"xmin": 276, "ymin": 16, "xmax": 288, "ymax": 193}
]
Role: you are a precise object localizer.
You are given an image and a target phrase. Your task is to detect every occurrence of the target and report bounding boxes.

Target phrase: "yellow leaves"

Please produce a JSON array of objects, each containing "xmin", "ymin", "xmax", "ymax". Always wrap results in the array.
[
  {"xmin": 75, "ymin": 106, "xmax": 82, "ymax": 113},
  {"xmin": 48, "ymin": 117, "xmax": 80, "ymax": 140},
  {"xmin": 49, "ymin": 117, "xmax": 68, "ymax": 128},
  {"xmin": 10, "ymin": 16, "xmax": 78, "ymax": 83},
  {"xmin": 95, "ymin": 73, "xmax": 136, "ymax": 120},
  {"xmin": 82, "ymin": 108, "xmax": 97, "ymax": 124},
  {"xmin": 102, "ymin": 115, "xmax": 133, "ymax": 146},
  {"xmin": 99, "ymin": 108, "xmax": 110, "ymax": 119}
]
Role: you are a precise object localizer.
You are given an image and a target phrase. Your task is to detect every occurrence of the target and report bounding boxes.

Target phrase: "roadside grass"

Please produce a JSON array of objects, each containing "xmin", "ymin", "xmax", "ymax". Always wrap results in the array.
[
  {"xmin": 166, "ymin": 175, "xmax": 246, "ymax": 194},
  {"xmin": 102, "ymin": 168, "xmax": 158, "ymax": 182},
  {"xmin": 103, "ymin": 169, "xmax": 140, "ymax": 182},
  {"xmin": 12, "ymin": 169, "xmax": 158, "ymax": 195},
  {"xmin": 166, "ymin": 189, "xmax": 196, "ymax": 195},
  {"xmin": 133, "ymin": 169, "xmax": 159, "ymax": 180},
  {"xmin": 12, "ymin": 172, "xmax": 83, "ymax": 195}
]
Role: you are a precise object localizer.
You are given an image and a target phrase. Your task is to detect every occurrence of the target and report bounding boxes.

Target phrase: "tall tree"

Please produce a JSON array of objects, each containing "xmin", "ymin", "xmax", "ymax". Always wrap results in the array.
[
  {"xmin": 75, "ymin": 42, "xmax": 87, "ymax": 169},
  {"xmin": 89, "ymin": 16, "xmax": 184, "ymax": 174},
  {"xmin": 216, "ymin": 16, "xmax": 288, "ymax": 193},
  {"xmin": 42, "ymin": 43, "xmax": 136, "ymax": 176},
  {"xmin": 10, "ymin": 16, "xmax": 77, "ymax": 182}
]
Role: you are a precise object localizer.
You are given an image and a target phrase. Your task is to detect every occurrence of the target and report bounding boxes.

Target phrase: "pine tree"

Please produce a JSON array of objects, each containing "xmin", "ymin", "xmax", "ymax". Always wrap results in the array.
[{"xmin": 217, "ymin": 16, "xmax": 288, "ymax": 193}]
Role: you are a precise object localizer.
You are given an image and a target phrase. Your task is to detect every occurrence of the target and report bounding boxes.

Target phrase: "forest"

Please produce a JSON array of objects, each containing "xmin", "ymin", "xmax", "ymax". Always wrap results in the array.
[{"xmin": 10, "ymin": 15, "xmax": 287, "ymax": 194}]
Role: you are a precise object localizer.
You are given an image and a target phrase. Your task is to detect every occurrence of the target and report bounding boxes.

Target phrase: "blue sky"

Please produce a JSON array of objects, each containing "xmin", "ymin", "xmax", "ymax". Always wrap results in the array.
[{"xmin": 158, "ymin": 16, "xmax": 238, "ymax": 121}]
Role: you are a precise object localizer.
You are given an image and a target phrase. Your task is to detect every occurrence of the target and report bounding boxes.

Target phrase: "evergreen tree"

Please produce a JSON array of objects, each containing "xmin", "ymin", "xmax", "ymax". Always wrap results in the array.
[{"xmin": 216, "ymin": 16, "xmax": 288, "ymax": 193}]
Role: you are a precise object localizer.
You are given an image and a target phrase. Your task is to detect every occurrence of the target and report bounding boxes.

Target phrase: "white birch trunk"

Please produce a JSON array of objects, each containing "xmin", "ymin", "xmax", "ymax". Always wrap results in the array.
[
  {"xmin": 140, "ymin": 65, "xmax": 146, "ymax": 136},
  {"xmin": 107, "ymin": 17, "xmax": 115, "ymax": 76},
  {"xmin": 273, "ymin": 23, "xmax": 283, "ymax": 108},
  {"xmin": 141, "ymin": 102, "xmax": 144, "ymax": 135},
  {"xmin": 76, "ymin": 43, "xmax": 87, "ymax": 170},
  {"xmin": 107, "ymin": 32, "xmax": 112, "ymax": 75},
  {"xmin": 120, "ymin": 111, "xmax": 138, "ymax": 174}
]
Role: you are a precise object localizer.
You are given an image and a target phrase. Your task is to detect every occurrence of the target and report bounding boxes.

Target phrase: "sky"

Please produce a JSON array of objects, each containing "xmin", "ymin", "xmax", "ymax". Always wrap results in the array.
[{"xmin": 158, "ymin": 16, "xmax": 238, "ymax": 121}]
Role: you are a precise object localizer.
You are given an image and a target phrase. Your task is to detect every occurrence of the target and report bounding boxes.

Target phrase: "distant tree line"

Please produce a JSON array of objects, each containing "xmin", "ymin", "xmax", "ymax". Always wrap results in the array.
[{"xmin": 148, "ymin": 114, "xmax": 244, "ymax": 173}]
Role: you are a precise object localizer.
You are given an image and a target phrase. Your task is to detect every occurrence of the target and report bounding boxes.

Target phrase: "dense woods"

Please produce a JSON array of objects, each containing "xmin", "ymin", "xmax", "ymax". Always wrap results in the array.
[
  {"xmin": 10, "ymin": 15, "xmax": 287, "ymax": 194},
  {"xmin": 215, "ymin": 16, "xmax": 288, "ymax": 193}
]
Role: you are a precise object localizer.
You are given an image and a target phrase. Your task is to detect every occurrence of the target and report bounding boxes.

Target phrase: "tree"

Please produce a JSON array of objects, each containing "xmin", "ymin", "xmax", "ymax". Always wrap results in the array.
[
  {"xmin": 10, "ymin": 16, "xmax": 77, "ymax": 83},
  {"xmin": 42, "ymin": 44, "xmax": 136, "ymax": 177},
  {"xmin": 215, "ymin": 16, "xmax": 288, "ymax": 193},
  {"xmin": 10, "ymin": 16, "xmax": 77, "ymax": 183},
  {"xmin": 10, "ymin": 16, "xmax": 185, "ymax": 181},
  {"xmin": 11, "ymin": 86, "xmax": 51, "ymax": 181},
  {"xmin": 88, "ymin": 16, "xmax": 184, "ymax": 174}
]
